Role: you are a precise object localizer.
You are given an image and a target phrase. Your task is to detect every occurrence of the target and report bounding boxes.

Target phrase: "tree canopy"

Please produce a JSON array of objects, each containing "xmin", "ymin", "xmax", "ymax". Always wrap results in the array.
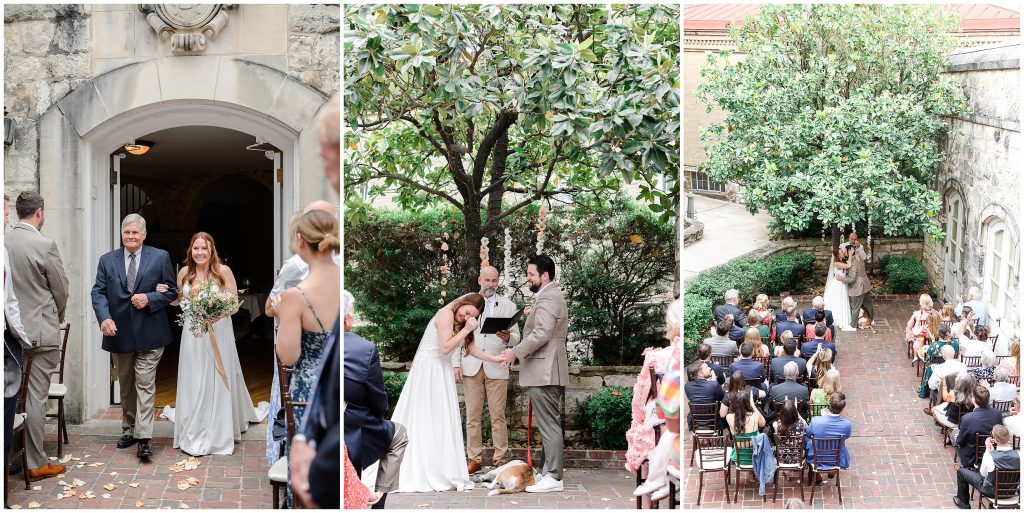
[
  {"xmin": 698, "ymin": 4, "xmax": 968, "ymax": 241},
  {"xmin": 344, "ymin": 4, "xmax": 679, "ymax": 288}
]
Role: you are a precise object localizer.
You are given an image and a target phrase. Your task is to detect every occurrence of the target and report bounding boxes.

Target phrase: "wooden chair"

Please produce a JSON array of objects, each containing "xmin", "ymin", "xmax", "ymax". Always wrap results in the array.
[
  {"xmin": 667, "ymin": 466, "xmax": 679, "ymax": 509},
  {"xmin": 807, "ymin": 436, "xmax": 845, "ymax": 505},
  {"xmin": 979, "ymin": 468, "xmax": 1021, "ymax": 509},
  {"xmin": 744, "ymin": 376, "xmax": 764, "ymax": 390},
  {"xmin": 753, "ymin": 356, "xmax": 771, "ymax": 381},
  {"xmin": 971, "ymin": 432, "xmax": 993, "ymax": 469},
  {"xmin": 989, "ymin": 334, "xmax": 1001, "ymax": 353},
  {"xmin": 1006, "ymin": 374, "xmax": 1020, "ymax": 386},
  {"xmin": 942, "ymin": 407, "xmax": 966, "ymax": 451},
  {"xmin": 1014, "ymin": 435, "xmax": 1021, "ymax": 451},
  {"xmin": 808, "ymin": 402, "xmax": 829, "ymax": 419},
  {"xmin": 997, "ymin": 355, "xmax": 1015, "ymax": 367},
  {"xmin": 711, "ymin": 354, "xmax": 735, "ymax": 369},
  {"xmin": 992, "ymin": 400, "xmax": 1015, "ymax": 416},
  {"xmin": 731, "ymin": 432, "xmax": 762, "ymax": 503},
  {"xmin": 772, "ymin": 433, "xmax": 806, "ymax": 503},
  {"xmin": 46, "ymin": 322, "xmax": 71, "ymax": 457},
  {"xmin": 269, "ymin": 361, "xmax": 308, "ymax": 509},
  {"xmin": 637, "ymin": 366, "xmax": 662, "ymax": 509},
  {"xmin": 688, "ymin": 402, "xmax": 721, "ymax": 465},
  {"xmin": 6, "ymin": 346, "xmax": 35, "ymax": 505},
  {"xmin": 962, "ymin": 355, "xmax": 982, "ymax": 369},
  {"xmin": 940, "ymin": 319, "xmax": 954, "ymax": 332},
  {"xmin": 694, "ymin": 434, "xmax": 731, "ymax": 505}
]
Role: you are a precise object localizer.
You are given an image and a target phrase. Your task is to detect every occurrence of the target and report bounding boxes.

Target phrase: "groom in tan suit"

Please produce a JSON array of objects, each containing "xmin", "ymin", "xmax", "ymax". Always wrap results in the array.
[
  {"xmin": 5, "ymin": 192, "xmax": 69, "ymax": 480},
  {"xmin": 501, "ymin": 254, "xmax": 568, "ymax": 493},
  {"xmin": 838, "ymin": 246, "xmax": 873, "ymax": 328}
]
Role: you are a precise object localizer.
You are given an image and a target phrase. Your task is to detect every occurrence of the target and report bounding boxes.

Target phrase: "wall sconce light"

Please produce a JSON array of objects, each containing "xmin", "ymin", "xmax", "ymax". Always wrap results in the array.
[
  {"xmin": 4, "ymin": 107, "xmax": 14, "ymax": 147},
  {"xmin": 124, "ymin": 140, "xmax": 154, "ymax": 155}
]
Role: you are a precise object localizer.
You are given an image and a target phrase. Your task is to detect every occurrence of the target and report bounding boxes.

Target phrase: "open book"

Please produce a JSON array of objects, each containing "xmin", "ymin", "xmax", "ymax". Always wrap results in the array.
[{"xmin": 479, "ymin": 307, "xmax": 526, "ymax": 334}]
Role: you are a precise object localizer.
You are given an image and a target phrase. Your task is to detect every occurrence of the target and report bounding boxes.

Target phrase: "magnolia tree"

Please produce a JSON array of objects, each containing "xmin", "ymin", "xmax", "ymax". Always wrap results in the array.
[
  {"xmin": 698, "ymin": 4, "xmax": 968, "ymax": 244},
  {"xmin": 345, "ymin": 4, "xmax": 680, "ymax": 289}
]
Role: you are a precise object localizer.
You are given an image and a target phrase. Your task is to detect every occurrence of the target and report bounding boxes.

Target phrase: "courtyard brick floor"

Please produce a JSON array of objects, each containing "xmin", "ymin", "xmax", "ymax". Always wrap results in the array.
[
  {"xmin": 684, "ymin": 299, "xmax": 966, "ymax": 509},
  {"xmin": 5, "ymin": 415, "xmax": 275, "ymax": 509}
]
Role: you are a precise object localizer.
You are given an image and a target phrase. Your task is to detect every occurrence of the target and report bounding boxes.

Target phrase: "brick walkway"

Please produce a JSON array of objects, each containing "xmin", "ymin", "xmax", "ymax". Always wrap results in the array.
[
  {"xmin": 684, "ymin": 299, "xmax": 963, "ymax": 509},
  {"xmin": 386, "ymin": 467, "xmax": 647, "ymax": 509},
  {"xmin": 5, "ymin": 415, "xmax": 274, "ymax": 509}
]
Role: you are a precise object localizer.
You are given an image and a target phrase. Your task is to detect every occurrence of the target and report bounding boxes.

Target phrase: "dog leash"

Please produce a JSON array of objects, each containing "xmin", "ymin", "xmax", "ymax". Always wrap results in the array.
[{"xmin": 527, "ymin": 397, "xmax": 533, "ymax": 468}]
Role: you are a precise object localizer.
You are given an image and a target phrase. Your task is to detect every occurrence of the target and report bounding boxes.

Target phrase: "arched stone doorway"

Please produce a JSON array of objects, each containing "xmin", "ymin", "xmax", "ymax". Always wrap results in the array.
[{"xmin": 38, "ymin": 58, "xmax": 333, "ymax": 422}]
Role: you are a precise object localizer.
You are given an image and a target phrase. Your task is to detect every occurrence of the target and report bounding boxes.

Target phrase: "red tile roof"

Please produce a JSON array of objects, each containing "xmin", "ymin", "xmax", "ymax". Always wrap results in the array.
[{"xmin": 684, "ymin": 3, "xmax": 1020, "ymax": 33}]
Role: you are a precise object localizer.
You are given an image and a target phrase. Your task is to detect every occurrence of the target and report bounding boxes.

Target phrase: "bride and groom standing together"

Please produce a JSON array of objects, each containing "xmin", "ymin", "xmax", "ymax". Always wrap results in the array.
[
  {"xmin": 825, "ymin": 232, "xmax": 874, "ymax": 330},
  {"xmin": 347, "ymin": 254, "xmax": 569, "ymax": 508},
  {"xmin": 91, "ymin": 214, "xmax": 258, "ymax": 460}
]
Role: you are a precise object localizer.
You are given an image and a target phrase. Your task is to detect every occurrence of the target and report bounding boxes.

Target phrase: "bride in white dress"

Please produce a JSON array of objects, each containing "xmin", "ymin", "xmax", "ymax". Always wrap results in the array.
[
  {"xmin": 392, "ymin": 293, "xmax": 507, "ymax": 493},
  {"xmin": 164, "ymin": 232, "xmax": 259, "ymax": 456},
  {"xmin": 823, "ymin": 247, "xmax": 854, "ymax": 331}
]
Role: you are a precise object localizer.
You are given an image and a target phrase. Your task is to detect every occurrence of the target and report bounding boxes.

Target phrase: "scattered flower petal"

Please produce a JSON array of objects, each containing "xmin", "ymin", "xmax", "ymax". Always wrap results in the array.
[{"xmin": 129, "ymin": 483, "xmax": 141, "ymax": 488}]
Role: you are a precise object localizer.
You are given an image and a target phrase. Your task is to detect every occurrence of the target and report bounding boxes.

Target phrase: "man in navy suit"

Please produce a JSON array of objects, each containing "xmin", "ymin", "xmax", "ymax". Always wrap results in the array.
[
  {"xmin": 776, "ymin": 307, "xmax": 805, "ymax": 343},
  {"xmin": 343, "ymin": 290, "xmax": 408, "ymax": 509},
  {"xmin": 801, "ymin": 324, "xmax": 838, "ymax": 364},
  {"xmin": 806, "ymin": 393, "xmax": 853, "ymax": 470},
  {"xmin": 955, "ymin": 387, "xmax": 1004, "ymax": 469},
  {"xmin": 91, "ymin": 214, "xmax": 176, "ymax": 460},
  {"xmin": 771, "ymin": 337, "xmax": 807, "ymax": 382},
  {"xmin": 802, "ymin": 296, "xmax": 834, "ymax": 328},
  {"xmin": 727, "ymin": 341, "xmax": 766, "ymax": 388},
  {"xmin": 696, "ymin": 343, "xmax": 725, "ymax": 385},
  {"xmin": 684, "ymin": 360, "xmax": 724, "ymax": 431}
]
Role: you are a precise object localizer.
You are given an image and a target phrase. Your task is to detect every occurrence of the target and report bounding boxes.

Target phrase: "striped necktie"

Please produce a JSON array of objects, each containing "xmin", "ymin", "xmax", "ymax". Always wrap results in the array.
[{"xmin": 127, "ymin": 252, "xmax": 137, "ymax": 291}]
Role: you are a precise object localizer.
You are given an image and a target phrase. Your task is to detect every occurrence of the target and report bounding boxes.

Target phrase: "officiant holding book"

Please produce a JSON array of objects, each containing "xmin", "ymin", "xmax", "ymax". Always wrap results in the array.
[{"xmin": 451, "ymin": 265, "xmax": 521, "ymax": 474}]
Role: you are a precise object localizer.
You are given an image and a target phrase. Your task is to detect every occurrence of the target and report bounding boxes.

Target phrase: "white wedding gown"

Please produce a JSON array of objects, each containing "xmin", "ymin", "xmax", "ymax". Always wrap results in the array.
[
  {"xmin": 174, "ymin": 282, "xmax": 259, "ymax": 456},
  {"xmin": 391, "ymin": 313, "xmax": 475, "ymax": 492},
  {"xmin": 823, "ymin": 257, "xmax": 853, "ymax": 329}
]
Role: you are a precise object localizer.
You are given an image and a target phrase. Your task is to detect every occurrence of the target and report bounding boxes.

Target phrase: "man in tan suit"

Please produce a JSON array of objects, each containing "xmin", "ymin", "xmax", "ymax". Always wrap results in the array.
[
  {"xmin": 452, "ymin": 266, "xmax": 521, "ymax": 474},
  {"xmin": 5, "ymin": 191, "xmax": 69, "ymax": 479},
  {"xmin": 500, "ymin": 254, "xmax": 568, "ymax": 493},
  {"xmin": 838, "ymin": 246, "xmax": 873, "ymax": 329}
]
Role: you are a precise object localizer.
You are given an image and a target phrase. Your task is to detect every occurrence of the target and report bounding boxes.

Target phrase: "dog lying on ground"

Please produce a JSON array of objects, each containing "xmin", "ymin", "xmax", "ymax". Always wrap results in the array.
[{"xmin": 472, "ymin": 460, "xmax": 538, "ymax": 496}]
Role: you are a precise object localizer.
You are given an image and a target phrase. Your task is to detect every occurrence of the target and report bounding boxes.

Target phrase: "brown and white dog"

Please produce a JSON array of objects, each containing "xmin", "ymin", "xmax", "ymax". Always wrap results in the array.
[{"xmin": 475, "ymin": 460, "xmax": 538, "ymax": 496}]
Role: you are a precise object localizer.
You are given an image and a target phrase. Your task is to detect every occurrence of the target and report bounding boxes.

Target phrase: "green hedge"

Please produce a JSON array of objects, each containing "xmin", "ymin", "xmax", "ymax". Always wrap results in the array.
[
  {"xmin": 575, "ymin": 387, "xmax": 633, "ymax": 450},
  {"xmin": 683, "ymin": 251, "xmax": 815, "ymax": 363},
  {"xmin": 883, "ymin": 255, "xmax": 930, "ymax": 294}
]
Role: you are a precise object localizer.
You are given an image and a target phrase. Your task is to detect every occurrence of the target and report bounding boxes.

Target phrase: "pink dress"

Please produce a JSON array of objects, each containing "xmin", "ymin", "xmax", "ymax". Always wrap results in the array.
[
  {"xmin": 344, "ymin": 445, "xmax": 370, "ymax": 509},
  {"xmin": 625, "ymin": 341, "xmax": 678, "ymax": 473}
]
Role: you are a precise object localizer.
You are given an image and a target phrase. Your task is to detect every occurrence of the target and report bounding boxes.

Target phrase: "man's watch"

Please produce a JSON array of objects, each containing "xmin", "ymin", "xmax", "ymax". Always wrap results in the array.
[{"xmin": 293, "ymin": 433, "xmax": 316, "ymax": 449}]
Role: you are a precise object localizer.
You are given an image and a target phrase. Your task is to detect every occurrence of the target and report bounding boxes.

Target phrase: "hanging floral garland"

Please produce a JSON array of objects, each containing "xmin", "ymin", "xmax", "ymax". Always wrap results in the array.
[
  {"xmin": 479, "ymin": 236, "xmax": 490, "ymax": 267},
  {"xmin": 503, "ymin": 226, "xmax": 513, "ymax": 298},
  {"xmin": 535, "ymin": 204, "xmax": 548, "ymax": 255},
  {"xmin": 438, "ymin": 209, "xmax": 454, "ymax": 304},
  {"xmin": 866, "ymin": 198, "xmax": 873, "ymax": 262}
]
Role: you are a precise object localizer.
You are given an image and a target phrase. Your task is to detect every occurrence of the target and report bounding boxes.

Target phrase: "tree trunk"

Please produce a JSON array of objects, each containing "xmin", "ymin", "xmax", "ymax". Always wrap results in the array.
[
  {"xmin": 484, "ymin": 131, "xmax": 509, "ymax": 275},
  {"xmin": 831, "ymin": 225, "xmax": 841, "ymax": 252},
  {"xmin": 463, "ymin": 208, "xmax": 483, "ymax": 293}
]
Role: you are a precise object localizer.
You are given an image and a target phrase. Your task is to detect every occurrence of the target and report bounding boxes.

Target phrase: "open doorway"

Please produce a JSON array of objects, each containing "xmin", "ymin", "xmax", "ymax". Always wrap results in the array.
[{"xmin": 114, "ymin": 125, "xmax": 279, "ymax": 408}]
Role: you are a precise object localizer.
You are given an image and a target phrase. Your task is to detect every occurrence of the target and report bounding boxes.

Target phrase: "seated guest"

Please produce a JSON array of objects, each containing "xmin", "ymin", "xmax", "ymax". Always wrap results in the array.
[
  {"xmin": 771, "ymin": 398, "xmax": 808, "ymax": 440},
  {"xmin": 986, "ymin": 367, "xmax": 1018, "ymax": 403},
  {"xmin": 805, "ymin": 312, "xmax": 834, "ymax": 342},
  {"xmin": 746, "ymin": 328, "xmax": 770, "ymax": 358},
  {"xmin": 771, "ymin": 337, "xmax": 808, "ymax": 381},
  {"xmin": 727, "ymin": 341, "xmax": 766, "ymax": 386},
  {"xmin": 955, "ymin": 287, "xmax": 989, "ymax": 327},
  {"xmin": 919, "ymin": 325, "xmax": 959, "ymax": 400},
  {"xmin": 805, "ymin": 393, "xmax": 852, "ymax": 470},
  {"xmin": 752, "ymin": 294, "xmax": 773, "ymax": 325},
  {"xmin": 929, "ymin": 344, "xmax": 966, "ymax": 394},
  {"xmin": 998, "ymin": 336, "xmax": 1019, "ymax": 375},
  {"xmin": 953, "ymin": 424, "xmax": 1020, "ymax": 509},
  {"xmin": 726, "ymin": 314, "xmax": 748, "ymax": 344},
  {"xmin": 775, "ymin": 296, "xmax": 802, "ymax": 324},
  {"xmin": 714, "ymin": 289, "xmax": 746, "ymax": 327},
  {"xmin": 810, "ymin": 367, "xmax": 841, "ymax": 410},
  {"xmin": 807, "ymin": 347, "xmax": 834, "ymax": 387},
  {"xmin": 933, "ymin": 372, "xmax": 975, "ymax": 429},
  {"xmin": 768, "ymin": 362, "xmax": 810, "ymax": 421},
  {"xmin": 940, "ymin": 303, "xmax": 957, "ymax": 324},
  {"xmin": 952, "ymin": 306, "xmax": 977, "ymax": 341},
  {"xmin": 725, "ymin": 379, "xmax": 766, "ymax": 482},
  {"xmin": 748, "ymin": 310, "xmax": 770, "ymax": 340},
  {"xmin": 719, "ymin": 370, "xmax": 766, "ymax": 419},
  {"xmin": 801, "ymin": 324, "xmax": 837, "ymax": 364},
  {"xmin": 960, "ymin": 326, "xmax": 989, "ymax": 358},
  {"xmin": 955, "ymin": 387, "xmax": 1004, "ymax": 469},
  {"xmin": 776, "ymin": 307, "xmax": 805, "ymax": 344},
  {"xmin": 906, "ymin": 294, "xmax": 934, "ymax": 356},
  {"xmin": 802, "ymin": 296, "xmax": 833, "ymax": 329},
  {"xmin": 703, "ymin": 317, "xmax": 738, "ymax": 357},
  {"xmin": 696, "ymin": 343, "xmax": 725, "ymax": 385},
  {"xmin": 1004, "ymin": 400, "xmax": 1022, "ymax": 438},
  {"xmin": 970, "ymin": 350, "xmax": 999, "ymax": 385},
  {"xmin": 684, "ymin": 360, "xmax": 725, "ymax": 431}
]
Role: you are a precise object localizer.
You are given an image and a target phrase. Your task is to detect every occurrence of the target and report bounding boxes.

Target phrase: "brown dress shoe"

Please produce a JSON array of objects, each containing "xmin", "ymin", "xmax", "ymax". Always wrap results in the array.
[
  {"xmin": 28, "ymin": 463, "xmax": 66, "ymax": 480},
  {"xmin": 492, "ymin": 460, "xmax": 507, "ymax": 468},
  {"xmin": 467, "ymin": 460, "xmax": 482, "ymax": 474}
]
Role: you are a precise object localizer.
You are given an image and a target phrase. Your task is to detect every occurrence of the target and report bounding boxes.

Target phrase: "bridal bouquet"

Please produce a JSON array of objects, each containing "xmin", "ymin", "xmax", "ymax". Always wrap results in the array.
[{"xmin": 176, "ymin": 279, "xmax": 242, "ymax": 337}]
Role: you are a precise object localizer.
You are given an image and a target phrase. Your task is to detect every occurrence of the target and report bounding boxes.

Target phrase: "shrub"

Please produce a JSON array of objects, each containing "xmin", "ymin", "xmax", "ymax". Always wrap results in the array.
[
  {"xmin": 382, "ymin": 371, "xmax": 407, "ymax": 415},
  {"xmin": 683, "ymin": 292, "xmax": 713, "ymax": 343},
  {"xmin": 575, "ymin": 387, "xmax": 634, "ymax": 450},
  {"xmin": 884, "ymin": 255, "xmax": 930, "ymax": 294},
  {"xmin": 684, "ymin": 340, "xmax": 700, "ymax": 366}
]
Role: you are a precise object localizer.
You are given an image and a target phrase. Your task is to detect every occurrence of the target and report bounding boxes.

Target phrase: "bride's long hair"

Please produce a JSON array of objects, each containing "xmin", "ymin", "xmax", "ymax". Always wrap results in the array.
[
  {"xmin": 832, "ymin": 247, "xmax": 847, "ymax": 263},
  {"xmin": 449, "ymin": 293, "xmax": 485, "ymax": 356},
  {"xmin": 182, "ymin": 232, "xmax": 227, "ymax": 289}
]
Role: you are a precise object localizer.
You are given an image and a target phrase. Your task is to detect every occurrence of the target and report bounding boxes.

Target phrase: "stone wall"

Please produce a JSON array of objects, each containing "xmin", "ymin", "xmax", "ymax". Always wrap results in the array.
[
  {"xmin": 925, "ymin": 42, "xmax": 1019, "ymax": 321},
  {"xmin": 287, "ymin": 4, "xmax": 339, "ymax": 97},
  {"xmin": 382, "ymin": 362, "xmax": 644, "ymax": 446},
  {"xmin": 737, "ymin": 237, "xmax": 925, "ymax": 276}
]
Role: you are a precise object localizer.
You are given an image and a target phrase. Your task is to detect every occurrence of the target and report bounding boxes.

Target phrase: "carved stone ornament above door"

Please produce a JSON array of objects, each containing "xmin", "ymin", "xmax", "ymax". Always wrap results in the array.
[{"xmin": 139, "ymin": 4, "xmax": 234, "ymax": 54}]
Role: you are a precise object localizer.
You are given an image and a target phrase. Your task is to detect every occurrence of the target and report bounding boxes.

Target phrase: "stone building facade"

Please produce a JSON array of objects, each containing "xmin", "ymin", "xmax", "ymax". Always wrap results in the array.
[
  {"xmin": 924, "ymin": 41, "xmax": 1020, "ymax": 340},
  {"xmin": 3, "ymin": 4, "xmax": 339, "ymax": 423}
]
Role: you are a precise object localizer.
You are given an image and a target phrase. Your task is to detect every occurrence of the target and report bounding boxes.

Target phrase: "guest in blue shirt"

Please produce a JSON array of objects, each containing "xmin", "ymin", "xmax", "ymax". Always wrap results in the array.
[
  {"xmin": 801, "ymin": 323, "xmax": 838, "ymax": 364},
  {"xmin": 806, "ymin": 393, "xmax": 852, "ymax": 470}
]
